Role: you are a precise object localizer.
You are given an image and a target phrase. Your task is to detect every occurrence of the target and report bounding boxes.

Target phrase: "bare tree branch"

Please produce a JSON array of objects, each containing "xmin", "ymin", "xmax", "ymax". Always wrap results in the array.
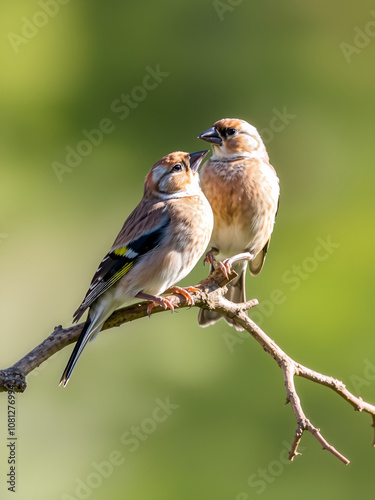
[{"xmin": 1, "ymin": 268, "xmax": 375, "ymax": 465}]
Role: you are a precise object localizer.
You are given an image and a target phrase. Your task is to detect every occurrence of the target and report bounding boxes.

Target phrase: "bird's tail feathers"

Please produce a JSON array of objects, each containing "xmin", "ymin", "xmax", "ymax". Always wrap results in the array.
[{"xmin": 59, "ymin": 304, "xmax": 112, "ymax": 387}]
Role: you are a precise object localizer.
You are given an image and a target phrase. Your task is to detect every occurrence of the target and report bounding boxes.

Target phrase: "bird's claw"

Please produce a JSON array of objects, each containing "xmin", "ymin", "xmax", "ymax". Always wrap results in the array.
[
  {"xmin": 217, "ymin": 252, "xmax": 254, "ymax": 279},
  {"xmin": 203, "ymin": 249, "xmax": 232, "ymax": 278},
  {"xmin": 164, "ymin": 286, "xmax": 199, "ymax": 307},
  {"xmin": 203, "ymin": 250, "xmax": 216, "ymax": 267},
  {"xmin": 217, "ymin": 259, "xmax": 232, "ymax": 279},
  {"xmin": 146, "ymin": 296, "xmax": 174, "ymax": 318}
]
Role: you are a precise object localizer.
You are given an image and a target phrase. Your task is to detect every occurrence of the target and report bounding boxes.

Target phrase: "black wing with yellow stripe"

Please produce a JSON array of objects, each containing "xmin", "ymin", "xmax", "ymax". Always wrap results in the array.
[{"xmin": 73, "ymin": 216, "xmax": 170, "ymax": 322}]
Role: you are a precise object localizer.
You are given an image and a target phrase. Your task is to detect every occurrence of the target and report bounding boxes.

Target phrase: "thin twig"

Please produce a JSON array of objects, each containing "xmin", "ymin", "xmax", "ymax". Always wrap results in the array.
[{"xmin": 1, "ymin": 268, "xmax": 375, "ymax": 464}]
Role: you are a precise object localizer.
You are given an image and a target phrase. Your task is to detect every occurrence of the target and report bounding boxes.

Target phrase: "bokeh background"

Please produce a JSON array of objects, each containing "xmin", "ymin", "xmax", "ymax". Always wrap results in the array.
[{"xmin": 1, "ymin": 1, "xmax": 375, "ymax": 498}]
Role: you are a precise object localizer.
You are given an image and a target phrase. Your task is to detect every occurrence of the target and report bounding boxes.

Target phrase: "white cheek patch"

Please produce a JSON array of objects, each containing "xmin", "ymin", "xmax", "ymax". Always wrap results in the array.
[
  {"xmin": 158, "ymin": 176, "xmax": 168, "ymax": 193},
  {"xmin": 152, "ymin": 165, "xmax": 166, "ymax": 185},
  {"xmin": 156, "ymin": 173, "xmax": 202, "ymax": 200},
  {"xmin": 246, "ymin": 135, "xmax": 259, "ymax": 150}
]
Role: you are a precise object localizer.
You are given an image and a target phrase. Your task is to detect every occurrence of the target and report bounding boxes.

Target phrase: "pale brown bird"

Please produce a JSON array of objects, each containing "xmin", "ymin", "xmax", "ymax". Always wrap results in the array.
[
  {"xmin": 197, "ymin": 118, "xmax": 280, "ymax": 330},
  {"xmin": 60, "ymin": 150, "xmax": 213, "ymax": 386}
]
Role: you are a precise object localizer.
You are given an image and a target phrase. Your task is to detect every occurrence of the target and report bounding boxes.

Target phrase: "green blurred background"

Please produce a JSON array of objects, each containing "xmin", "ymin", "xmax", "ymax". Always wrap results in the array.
[{"xmin": 1, "ymin": 1, "xmax": 375, "ymax": 498}]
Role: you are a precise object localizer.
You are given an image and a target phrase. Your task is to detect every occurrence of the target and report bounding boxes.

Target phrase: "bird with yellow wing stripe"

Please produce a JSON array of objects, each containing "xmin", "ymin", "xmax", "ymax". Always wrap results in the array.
[{"xmin": 60, "ymin": 150, "xmax": 213, "ymax": 387}]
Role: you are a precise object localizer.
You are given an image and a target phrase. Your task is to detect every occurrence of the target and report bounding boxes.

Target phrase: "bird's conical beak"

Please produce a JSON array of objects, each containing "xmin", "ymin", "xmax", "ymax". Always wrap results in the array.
[
  {"xmin": 198, "ymin": 127, "xmax": 222, "ymax": 146},
  {"xmin": 189, "ymin": 150, "xmax": 209, "ymax": 172}
]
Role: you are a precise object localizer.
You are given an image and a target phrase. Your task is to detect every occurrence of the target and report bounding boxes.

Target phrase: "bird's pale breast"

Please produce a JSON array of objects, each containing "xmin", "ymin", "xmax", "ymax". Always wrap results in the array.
[
  {"xmin": 200, "ymin": 158, "xmax": 279, "ymax": 259},
  {"xmin": 117, "ymin": 193, "xmax": 213, "ymax": 297}
]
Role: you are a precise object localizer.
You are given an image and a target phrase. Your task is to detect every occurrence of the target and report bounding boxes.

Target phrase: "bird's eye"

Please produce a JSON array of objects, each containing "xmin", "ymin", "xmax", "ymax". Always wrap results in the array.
[
  {"xmin": 172, "ymin": 164, "xmax": 182, "ymax": 172},
  {"xmin": 226, "ymin": 128, "xmax": 236, "ymax": 136}
]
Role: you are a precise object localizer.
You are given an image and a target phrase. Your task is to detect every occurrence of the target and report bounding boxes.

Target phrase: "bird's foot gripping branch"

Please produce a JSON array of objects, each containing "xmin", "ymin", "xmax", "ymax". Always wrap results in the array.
[{"xmin": 1, "ymin": 268, "xmax": 375, "ymax": 464}]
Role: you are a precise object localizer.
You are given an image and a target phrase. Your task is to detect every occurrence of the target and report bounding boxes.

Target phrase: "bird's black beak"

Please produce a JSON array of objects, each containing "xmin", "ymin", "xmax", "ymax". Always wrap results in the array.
[
  {"xmin": 189, "ymin": 150, "xmax": 209, "ymax": 172},
  {"xmin": 198, "ymin": 126, "xmax": 222, "ymax": 146}
]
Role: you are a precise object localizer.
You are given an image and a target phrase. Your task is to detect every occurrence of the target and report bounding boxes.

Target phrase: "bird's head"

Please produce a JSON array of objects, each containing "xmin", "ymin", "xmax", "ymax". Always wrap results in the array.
[
  {"xmin": 145, "ymin": 150, "xmax": 209, "ymax": 199},
  {"xmin": 198, "ymin": 118, "xmax": 268, "ymax": 161}
]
